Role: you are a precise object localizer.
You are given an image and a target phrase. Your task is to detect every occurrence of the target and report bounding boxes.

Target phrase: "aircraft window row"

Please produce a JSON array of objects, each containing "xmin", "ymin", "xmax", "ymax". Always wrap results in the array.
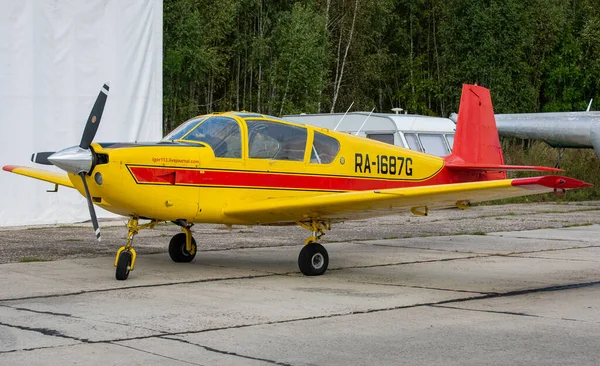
[
  {"xmin": 310, "ymin": 131, "xmax": 340, "ymax": 164},
  {"xmin": 247, "ymin": 120, "xmax": 307, "ymax": 161},
  {"xmin": 404, "ymin": 132, "xmax": 454, "ymax": 156},
  {"xmin": 166, "ymin": 116, "xmax": 341, "ymax": 162},
  {"xmin": 183, "ymin": 116, "xmax": 242, "ymax": 158}
]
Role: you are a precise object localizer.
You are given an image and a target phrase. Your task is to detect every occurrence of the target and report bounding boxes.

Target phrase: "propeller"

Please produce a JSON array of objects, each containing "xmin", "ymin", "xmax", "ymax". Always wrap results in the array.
[
  {"xmin": 33, "ymin": 83, "xmax": 110, "ymax": 241},
  {"xmin": 80, "ymin": 84, "xmax": 109, "ymax": 150},
  {"xmin": 31, "ymin": 152, "xmax": 56, "ymax": 165},
  {"xmin": 79, "ymin": 172, "xmax": 101, "ymax": 241}
]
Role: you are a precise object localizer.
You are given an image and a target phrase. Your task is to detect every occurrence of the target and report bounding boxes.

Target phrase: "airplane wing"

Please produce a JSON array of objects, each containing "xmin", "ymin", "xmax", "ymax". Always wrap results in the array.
[
  {"xmin": 3, "ymin": 165, "xmax": 75, "ymax": 189},
  {"xmin": 223, "ymin": 176, "xmax": 590, "ymax": 223}
]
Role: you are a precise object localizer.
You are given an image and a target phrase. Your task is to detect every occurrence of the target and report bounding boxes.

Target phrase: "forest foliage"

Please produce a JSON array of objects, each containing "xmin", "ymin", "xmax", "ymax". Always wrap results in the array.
[
  {"xmin": 163, "ymin": 0, "xmax": 600, "ymax": 131},
  {"xmin": 163, "ymin": 0, "xmax": 600, "ymax": 201}
]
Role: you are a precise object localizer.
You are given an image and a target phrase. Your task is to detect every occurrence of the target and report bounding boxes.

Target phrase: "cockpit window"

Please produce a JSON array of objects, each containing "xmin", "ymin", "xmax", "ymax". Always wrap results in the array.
[
  {"xmin": 247, "ymin": 120, "xmax": 307, "ymax": 161},
  {"xmin": 310, "ymin": 132, "xmax": 339, "ymax": 164},
  {"xmin": 163, "ymin": 117, "xmax": 207, "ymax": 141},
  {"xmin": 182, "ymin": 116, "xmax": 241, "ymax": 158}
]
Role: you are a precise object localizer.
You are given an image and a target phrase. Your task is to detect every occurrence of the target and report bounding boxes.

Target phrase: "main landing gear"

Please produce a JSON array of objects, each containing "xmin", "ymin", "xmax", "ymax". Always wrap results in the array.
[
  {"xmin": 296, "ymin": 220, "xmax": 331, "ymax": 276},
  {"xmin": 114, "ymin": 217, "xmax": 197, "ymax": 280}
]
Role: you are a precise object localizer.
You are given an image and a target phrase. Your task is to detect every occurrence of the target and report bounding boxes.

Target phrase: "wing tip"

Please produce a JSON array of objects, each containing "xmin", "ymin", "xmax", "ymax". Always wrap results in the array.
[{"xmin": 3, "ymin": 165, "xmax": 19, "ymax": 172}]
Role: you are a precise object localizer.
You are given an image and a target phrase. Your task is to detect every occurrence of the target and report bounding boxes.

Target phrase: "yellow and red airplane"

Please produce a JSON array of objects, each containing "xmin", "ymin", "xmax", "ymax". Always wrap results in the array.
[{"xmin": 3, "ymin": 84, "xmax": 591, "ymax": 280}]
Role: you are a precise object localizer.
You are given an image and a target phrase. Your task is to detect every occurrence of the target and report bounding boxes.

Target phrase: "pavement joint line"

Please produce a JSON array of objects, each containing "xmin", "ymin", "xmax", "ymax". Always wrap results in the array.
[
  {"xmin": 486, "ymin": 235, "xmax": 593, "ymax": 243},
  {"xmin": 367, "ymin": 243, "xmax": 478, "ymax": 253},
  {"xmin": 430, "ymin": 304, "xmax": 600, "ymax": 324},
  {"xmin": 0, "ymin": 320, "xmax": 88, "ymax": 344},
  {"xmin": 429, "ymin": 304, "xmax": 540, "ymax": 318},
  {"xmin": 326, "ymin": 254, "xmax": 488, "ymax": 272},
  {"xmin": 0, "ymin": 341, "xmax": 80, "ymax": 355},
  {"xmin": 0, "ymin": 304, "xmax": 169, "ymax": 335},
  {"xmin": 506, "ymin": 255, "xmax": 598, "ymax": 262},
  {"xmin": 160, "ymin": 335, "xmax": 293, "ymax": 366},
  {"xmin": 349, "ymin": 281, "xmax": 493, "ymax": 295},
  {"xmin": 112, "ymin": 342, "xmax": 204, "ymax": 366},
  {"xmin": 0, "ymin": 273, "xmax": 278, "ymax": 303},
  {"xmin": 3, "ymin": 280, "xmax": 599, "ymax": 355},
  {"xmin": 485, "ymin": 244, "xmax": 600, "ymax": 258}
]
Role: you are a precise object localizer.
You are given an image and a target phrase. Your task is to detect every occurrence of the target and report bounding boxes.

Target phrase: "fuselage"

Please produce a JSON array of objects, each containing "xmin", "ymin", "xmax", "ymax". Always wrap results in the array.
[{"xmin": 67, "ymin": 112, "xmax": 478, "ymax": 225}]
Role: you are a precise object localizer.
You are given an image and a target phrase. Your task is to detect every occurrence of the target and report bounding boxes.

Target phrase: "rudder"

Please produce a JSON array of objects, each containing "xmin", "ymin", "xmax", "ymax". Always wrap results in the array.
[{"xmin": 445, "ymin": 84, "xmax": 506, "ymax": 179}]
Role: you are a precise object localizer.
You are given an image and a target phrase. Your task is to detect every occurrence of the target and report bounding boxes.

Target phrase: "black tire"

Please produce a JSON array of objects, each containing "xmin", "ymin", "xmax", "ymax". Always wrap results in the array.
[
  {"xmin": 115, "ymin": 251, "xmax": 132, "ymax": 281},
  {"xmin": 298, "ymin": 242, "xmax": 329, "ymax": 276},
  {"xmin": 168, "ymin": 233, "xmax": 197, "ymax": 263}
]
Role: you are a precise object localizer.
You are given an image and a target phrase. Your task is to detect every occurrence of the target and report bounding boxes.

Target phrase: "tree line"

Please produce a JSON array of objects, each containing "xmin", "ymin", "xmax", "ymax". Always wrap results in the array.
[{"xmin": 163, "ymin": 0, "xmax": 600, "ymax": 133}]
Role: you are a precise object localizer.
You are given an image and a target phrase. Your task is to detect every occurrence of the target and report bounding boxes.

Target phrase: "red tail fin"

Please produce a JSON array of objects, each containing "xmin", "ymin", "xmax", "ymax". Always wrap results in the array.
[{"xmin": 445, "ymin": 84, "xmax": 506, "ymax": 180}]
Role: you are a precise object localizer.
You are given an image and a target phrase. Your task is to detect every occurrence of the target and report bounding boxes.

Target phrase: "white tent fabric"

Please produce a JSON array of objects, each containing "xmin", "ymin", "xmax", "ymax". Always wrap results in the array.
[{"xmin": 0, "ymin": 0, "xmax": 163, "ymax": 226}]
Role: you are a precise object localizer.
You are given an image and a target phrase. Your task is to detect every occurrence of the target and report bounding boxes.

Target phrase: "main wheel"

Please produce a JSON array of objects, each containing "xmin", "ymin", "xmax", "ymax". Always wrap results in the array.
[
  {"xmin": 115, "ymin": 250, "xmax": 132, "ymax": 281},
  {"xmin": 298, "ymin": 242, "xmax": 329, "ymax": 276},
  {"xmin": 168, "ymin": 233, "xmax": 197, "ymax": 263}
]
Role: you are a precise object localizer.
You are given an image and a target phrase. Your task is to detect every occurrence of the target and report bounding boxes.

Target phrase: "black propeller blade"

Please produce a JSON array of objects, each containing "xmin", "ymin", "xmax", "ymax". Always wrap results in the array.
[
  {"xmin": 79, "ymin": 172, "xmax": 101, "ymax": 242},
  {"xmin": 31, "ymin": 151, "xmax": 56, "ymax": 165},
  {"xmin": 80, "ymin": 83, "xmax": 110, "ymax": 150}
]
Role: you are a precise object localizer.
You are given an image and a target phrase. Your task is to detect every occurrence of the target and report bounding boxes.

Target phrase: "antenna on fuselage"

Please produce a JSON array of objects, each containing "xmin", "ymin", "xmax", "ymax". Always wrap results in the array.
[
  {"xmin": 587, "ymin": 99, "xmax": 593, "ymax": 112},
  {"xmin": 355, "ymin": 107, "xmax": 376, "ymax": 136},
  {"xmin": 334, "ymin": 101, "xmax": 354, "ymax": 131}
]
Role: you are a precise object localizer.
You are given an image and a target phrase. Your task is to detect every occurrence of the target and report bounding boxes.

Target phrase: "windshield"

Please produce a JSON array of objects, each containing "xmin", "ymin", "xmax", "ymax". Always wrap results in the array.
[
  {"xmin": 163, "ymin": 117, "xmax": 206, "ymax": 141},
  {"xmin": 185, "ymin": 117, "xmax": 242, "ymax": 157}
]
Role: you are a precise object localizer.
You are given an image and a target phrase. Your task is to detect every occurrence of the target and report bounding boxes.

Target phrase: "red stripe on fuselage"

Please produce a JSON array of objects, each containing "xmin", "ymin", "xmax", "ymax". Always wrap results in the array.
[{"xmin": 127, "ymin": 166, "xmax": 448, "ymax": 191}]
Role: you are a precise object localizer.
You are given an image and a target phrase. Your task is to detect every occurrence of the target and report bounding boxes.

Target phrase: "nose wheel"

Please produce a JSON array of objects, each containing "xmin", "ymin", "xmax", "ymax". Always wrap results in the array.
[
  {"xmin": 115, "ymin": 250, "xmax": 132, "ymax": 280},
  {"xmin": 298, "ymin": 242, "xmax": 329, "ymax": 276},
  {"xmin": 114, "ymin": 217, "xmax": 157, "ymax": 281}
]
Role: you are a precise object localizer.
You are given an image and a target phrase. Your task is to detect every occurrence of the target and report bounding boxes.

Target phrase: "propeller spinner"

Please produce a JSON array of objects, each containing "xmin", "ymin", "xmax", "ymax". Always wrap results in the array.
[{"xmin": 31, "ymin": 83, "xmax": 110, "ymax": 241}]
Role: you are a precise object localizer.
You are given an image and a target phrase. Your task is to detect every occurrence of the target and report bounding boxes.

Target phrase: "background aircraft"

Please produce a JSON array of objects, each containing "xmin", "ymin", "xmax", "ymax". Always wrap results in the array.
[
  {"xmin": 493, "ymin": 111, "xmax": 600, "ymax": 157},
  {"xmin": 3, "ymin": 84, "xmax": 590, "ymax": 281}
]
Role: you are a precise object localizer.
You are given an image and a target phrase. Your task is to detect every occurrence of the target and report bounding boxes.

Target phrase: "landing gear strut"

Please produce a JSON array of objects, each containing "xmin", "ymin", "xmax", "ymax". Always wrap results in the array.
[
  {"xmin": 296, "ymin": 219, "xmax": 330, "ymax": 276},
  {"xmin": 114, "ymin": 217, "xmax": 158, "ymax": 280}
]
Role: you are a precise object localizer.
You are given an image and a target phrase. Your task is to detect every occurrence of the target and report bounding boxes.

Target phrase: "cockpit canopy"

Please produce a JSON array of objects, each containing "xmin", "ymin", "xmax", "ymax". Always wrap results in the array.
[{"xmin": 162, "ymin": 113, "xmax": 340, "ymax": 163}]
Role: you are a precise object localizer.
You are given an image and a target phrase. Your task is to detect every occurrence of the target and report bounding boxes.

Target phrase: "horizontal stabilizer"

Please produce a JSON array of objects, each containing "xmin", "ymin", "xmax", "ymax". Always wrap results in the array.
[
  {"xmin": 3, "ymin": 165, "xmax": 74, "ymax": 188},
  {"xmin": 445, "ymin": 163, "xmax": 563, "ymax": 173}
]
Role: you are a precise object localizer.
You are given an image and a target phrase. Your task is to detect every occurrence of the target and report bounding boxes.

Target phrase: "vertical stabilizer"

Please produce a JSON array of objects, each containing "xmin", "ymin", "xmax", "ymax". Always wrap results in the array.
[{"xmin": 445, "ymin": 84, "xmax": 505, "ymax": 179}]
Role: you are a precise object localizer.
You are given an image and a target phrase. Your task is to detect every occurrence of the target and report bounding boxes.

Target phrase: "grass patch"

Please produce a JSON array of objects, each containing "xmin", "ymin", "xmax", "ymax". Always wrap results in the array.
[
  {"xmin": 19, "ymin": 257, "xmax": 53, "ymax": 263},
  {"xmin": 470, "ymin": 231, "xmax": 487, "ymax": 236}
]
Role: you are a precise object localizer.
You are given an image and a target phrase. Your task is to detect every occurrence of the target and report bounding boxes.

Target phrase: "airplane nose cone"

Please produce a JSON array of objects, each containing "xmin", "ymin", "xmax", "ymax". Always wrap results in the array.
[{"xmin": 48, "ymin": 146, "xmax": 93, "ymax": 174}]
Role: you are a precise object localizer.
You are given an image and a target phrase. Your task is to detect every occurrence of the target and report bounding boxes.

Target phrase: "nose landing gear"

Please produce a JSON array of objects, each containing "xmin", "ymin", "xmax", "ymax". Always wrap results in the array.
[{"xmin": 114, "ymin": 217, "xmax": 158, "ymax": 280}]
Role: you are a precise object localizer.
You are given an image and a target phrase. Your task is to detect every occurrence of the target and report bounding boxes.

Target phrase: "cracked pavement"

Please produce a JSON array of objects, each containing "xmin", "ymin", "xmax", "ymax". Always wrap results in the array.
[{"xmin": 1, "ymin": 201, "xmax": 600, "ymax": 365}]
